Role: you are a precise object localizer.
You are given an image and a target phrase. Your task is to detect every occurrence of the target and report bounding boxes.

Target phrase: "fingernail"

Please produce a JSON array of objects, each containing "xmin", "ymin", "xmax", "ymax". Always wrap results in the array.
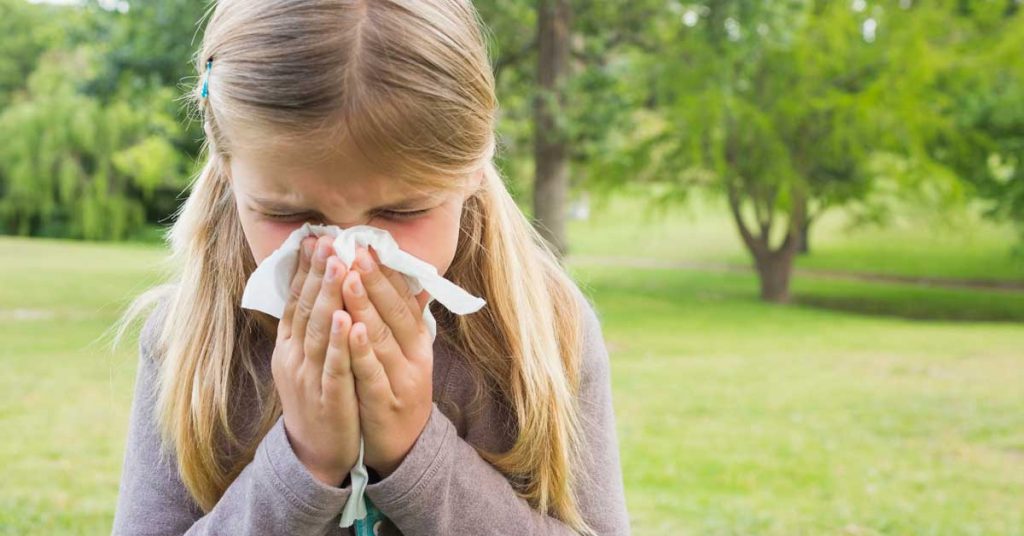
[
  {"xmin": 302, "ymin": 239, "xmax": 313, "ymax": 259},
  {"xmin": 331, "ymin": 311, "xmax": 343, "ymax": 333},
  {"xmin": 325, "ymin": 257, "xmax": 337, "ymax": 282},
  {"xmin": 356, "ymin": 325, "xmax": 367, "ymax": 344},
  {"xmin": 317, "ymin": 240, "xmax": 330, "ymax": 261},
  {"xmin": 350, "ymin": 274, "xmax": 364, "ymax": 296}
]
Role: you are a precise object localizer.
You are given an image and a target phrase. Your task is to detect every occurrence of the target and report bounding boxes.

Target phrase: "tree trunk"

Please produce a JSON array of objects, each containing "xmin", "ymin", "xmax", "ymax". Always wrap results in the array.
[
  {"xmin": 798, "ymin": 218, "xmax": 810, "ymax": 255},
  {"xmin": 725, "ymin": 184, "xmax": 807, "ymax": 304},
  {"xmin": 533, "ymin": 0, "xmax": 572, "ymax": 256},
  {"xmin": 753, "ymin": 250, "xmax": 797, "ymax": 303}
]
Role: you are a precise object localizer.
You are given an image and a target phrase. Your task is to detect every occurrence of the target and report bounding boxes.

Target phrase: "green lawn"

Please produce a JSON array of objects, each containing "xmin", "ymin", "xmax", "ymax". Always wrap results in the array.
[
  {"xmin": 1, "ymin": 199, "xmax": 1022, "ymax": 535},
  {"xmin": 572, "ymin": 265, "xmax": 1023, "ymax": 535},
  {"xmin": 0, "ymin": 237, "xmax": 167, "ymax": 534}
]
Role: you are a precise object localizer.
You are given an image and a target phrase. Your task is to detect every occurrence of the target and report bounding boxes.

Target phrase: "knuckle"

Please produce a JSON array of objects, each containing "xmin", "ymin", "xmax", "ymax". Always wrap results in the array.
[
  {"xmin": 295, "ymin": 297, "xmax": 314, "ymax": 320},
  {"xmin": 369, "ymin": 322, "xmax": 392, "ymax": 346},
  {"xmin": 272, "ymin": 347, "xmax": 297, "ymax": 377},
  {"xmin": 388, "ymin": 397, "xmax": 402, "ymax": 412},
  {"xmin": 304, "ymin": 323, "xmax": 325, "ymax": 351},
  {"xmin": 324, "ymin": 360, "xmax": 351, "ymax": 379},
  {"xmin": 383, "ymin": 299, "xmax": 410, "ymax": 323},
  {"xmin": 391, "ymin": 278, "xmax": 413, "ymax": 301}
]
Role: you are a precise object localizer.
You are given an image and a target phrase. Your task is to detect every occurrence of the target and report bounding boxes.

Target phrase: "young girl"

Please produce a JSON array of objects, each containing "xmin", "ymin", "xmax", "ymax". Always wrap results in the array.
[{"xmin": 110, "ymin": 0, "xmax": 629, "ymax": 534}]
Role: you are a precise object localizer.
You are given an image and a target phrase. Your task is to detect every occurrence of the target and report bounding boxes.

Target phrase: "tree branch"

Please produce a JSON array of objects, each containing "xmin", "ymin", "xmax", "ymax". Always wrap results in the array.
[{"xmin": 727, "ymin": 181, "xmax": 767, "ymax": 257}]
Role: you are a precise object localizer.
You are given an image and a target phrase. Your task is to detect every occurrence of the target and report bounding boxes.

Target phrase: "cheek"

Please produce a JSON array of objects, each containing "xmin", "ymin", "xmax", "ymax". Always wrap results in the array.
[
  {"xmin": 238, "ymin": 211, "xmax": 303, "ymax": 265},
  {"xmin": 386, "ymin": 206, "xmax": 463, "ymax": 277}
]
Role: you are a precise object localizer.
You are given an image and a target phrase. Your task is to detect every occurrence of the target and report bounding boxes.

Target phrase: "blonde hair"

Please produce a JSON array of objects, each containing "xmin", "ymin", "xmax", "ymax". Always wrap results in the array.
[{"xmin": 108, "ymin": 0, "xmax": 594, "ymax": 533}]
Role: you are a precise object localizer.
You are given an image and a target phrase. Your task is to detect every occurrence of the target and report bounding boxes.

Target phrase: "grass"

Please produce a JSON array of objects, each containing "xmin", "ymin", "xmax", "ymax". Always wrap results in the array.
[
  {"xmin": 0, "ymin": 236, "xmax": 167, "ymax": 535},
  {"xmin": 1, "ymin": 195, "xmax": 1022, "ymax": 535},
  {"xmin": 570, "ymin": 266, "xmax": 1024, "ymax": 535}
]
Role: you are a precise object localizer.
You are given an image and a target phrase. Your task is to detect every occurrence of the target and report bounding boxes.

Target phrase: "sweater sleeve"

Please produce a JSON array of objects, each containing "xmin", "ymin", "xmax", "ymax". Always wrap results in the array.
[
  {"xmin": 363, "ymin": 289, "xmax": 631, "ymax": 535},
  {"xmin": 111, "ymin": 298, "xmax": 354, "ymax": 535}
]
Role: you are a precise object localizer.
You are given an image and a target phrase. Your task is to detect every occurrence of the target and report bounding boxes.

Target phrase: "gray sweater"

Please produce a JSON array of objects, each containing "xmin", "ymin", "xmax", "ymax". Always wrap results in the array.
[{"xmin": 111, "ymin": 289, "xmax": 630, "ymax": 535}]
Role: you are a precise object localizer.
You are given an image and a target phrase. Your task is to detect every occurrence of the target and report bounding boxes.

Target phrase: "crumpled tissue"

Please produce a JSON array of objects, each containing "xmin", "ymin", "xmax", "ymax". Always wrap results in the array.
[{"xmin": 240, "ymin": 222, "xmax": 486, "ymax": 527}]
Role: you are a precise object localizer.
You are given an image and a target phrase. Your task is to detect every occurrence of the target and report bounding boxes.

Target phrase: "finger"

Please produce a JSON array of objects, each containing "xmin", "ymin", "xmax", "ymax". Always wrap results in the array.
[
  {"xmin": 292, "ymin": 235, "xmax": 332, "ymax": 345},
  {"xmin": 305, "ymin": 253, "xmax": 348, "ymax": 378},
  {"xmin": 349, "ymin": 321, "xmax": 397, "ymax": 406},
  {"xmin": 278, "ymin": 236, "xmax": 315, "ymax": 340},
  {"xmin": 377, "ymin": 263, "xmax": 423, "ymax": 319},
  {"xmin": 369, "ymin": 245, "xmax": 428, "ymax": 317},
  {"xmin": 322, "ymin": 309, "xmax": 356, "ymax": 410},
  {"xmin": 343, "ymin": 269, "xmax": 410, "ymax": 386},
  {"xmin": 354, "ymin": 247, "xmax": 428, "ymax": 358},
  {"xmin": 415, "ymin": 291, "xmax": 431, "ymax": 316}
]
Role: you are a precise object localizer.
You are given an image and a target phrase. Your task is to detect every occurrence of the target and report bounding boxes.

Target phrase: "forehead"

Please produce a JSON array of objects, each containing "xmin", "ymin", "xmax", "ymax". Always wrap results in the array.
[{"xmin": 228, "ymin": 138, "xmax": 445, "ymax": 208}]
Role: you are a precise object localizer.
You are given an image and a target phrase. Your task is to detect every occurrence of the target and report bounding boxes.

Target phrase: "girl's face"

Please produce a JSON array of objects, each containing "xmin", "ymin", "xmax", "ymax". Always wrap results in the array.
[{"xmin": 227, "ymin": 139, "xmax": 480, "ymax": 278}]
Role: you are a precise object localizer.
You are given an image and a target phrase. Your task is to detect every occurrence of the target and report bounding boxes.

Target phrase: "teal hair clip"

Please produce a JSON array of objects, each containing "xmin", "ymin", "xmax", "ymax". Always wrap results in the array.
[{"xmin": 201, "ymin": 57, "xmax": 213, "ymax": 98}]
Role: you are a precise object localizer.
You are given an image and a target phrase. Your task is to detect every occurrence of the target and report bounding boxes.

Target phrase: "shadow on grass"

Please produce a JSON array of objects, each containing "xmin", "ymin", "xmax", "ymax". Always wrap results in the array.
[
  {"xmin": 573, "ymin": 263, "xmax": 1024, "ymax": 324},
  {"xmin": 792, "ymin": 280, "xmax": 1024, "ymax": 323}
]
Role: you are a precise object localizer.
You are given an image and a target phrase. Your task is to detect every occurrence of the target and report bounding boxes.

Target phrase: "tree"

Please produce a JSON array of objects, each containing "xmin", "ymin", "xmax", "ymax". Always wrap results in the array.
[
  {"xmin": 587, "ymin": 0, "xmax": 941, "ymax": 302},
  {"xmin": 475, "ymin": 0, "xmax": 665, "ymax": 255},
  {"xmin": 0, "ymin": 47, "xmax": 183, "ymax": 239},
  {"xmin": 532, "ymin": 0, "xmax": 573, "ymax": 255},
  {"xmin": 921, "ymin": 2, "xmax": 1024, "ymax": 249}
]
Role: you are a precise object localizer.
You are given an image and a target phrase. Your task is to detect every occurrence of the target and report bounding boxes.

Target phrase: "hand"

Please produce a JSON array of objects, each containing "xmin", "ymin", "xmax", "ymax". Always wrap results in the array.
[
  {"xmin": 273, "ymin": 235, "xmax": 361, "ymax": 487},
  {"xmin": 342, "ymin": 245, "xmax": 433, "ymax": 478}
]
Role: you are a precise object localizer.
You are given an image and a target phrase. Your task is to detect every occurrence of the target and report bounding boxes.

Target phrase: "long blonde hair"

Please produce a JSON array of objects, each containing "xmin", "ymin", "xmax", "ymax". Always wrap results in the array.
[{"xmin": 110, "ymin": 0, "xmax": 592, "ymax": 533}]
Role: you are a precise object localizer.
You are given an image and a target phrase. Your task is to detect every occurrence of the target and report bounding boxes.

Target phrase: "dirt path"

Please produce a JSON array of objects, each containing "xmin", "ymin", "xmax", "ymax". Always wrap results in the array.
[{"xmin": 566, "ymin": 255, "xmax": 1024, "ymax": 294}]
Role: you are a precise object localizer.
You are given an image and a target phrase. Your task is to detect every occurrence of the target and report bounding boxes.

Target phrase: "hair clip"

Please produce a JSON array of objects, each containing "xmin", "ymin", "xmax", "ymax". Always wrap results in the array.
[{"xmin": 201, "ymin": 57, "xmax": 213, "ymax": 98}]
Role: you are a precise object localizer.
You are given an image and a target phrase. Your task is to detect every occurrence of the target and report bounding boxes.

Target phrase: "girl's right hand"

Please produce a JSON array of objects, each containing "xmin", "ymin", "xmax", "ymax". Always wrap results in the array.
[{"xmin": 272, "ymin": 234, "xmax": 361, "ymax": 487}]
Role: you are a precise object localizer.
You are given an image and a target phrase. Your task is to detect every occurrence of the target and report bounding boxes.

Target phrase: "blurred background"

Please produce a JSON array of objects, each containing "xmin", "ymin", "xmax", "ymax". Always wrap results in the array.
[{"xmin": 1, "ymin": 0, "xmax": 1022, "ymax": 534}]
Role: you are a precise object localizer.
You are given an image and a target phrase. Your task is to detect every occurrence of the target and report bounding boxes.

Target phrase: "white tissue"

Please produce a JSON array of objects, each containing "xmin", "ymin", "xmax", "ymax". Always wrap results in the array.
[
  {"xmin": 239, "ymin": 222, "xmax": 486, "ymax": 527},
  {"xmin": 241, "ymin": 222, "xmax": 486, "ymax": 339}
]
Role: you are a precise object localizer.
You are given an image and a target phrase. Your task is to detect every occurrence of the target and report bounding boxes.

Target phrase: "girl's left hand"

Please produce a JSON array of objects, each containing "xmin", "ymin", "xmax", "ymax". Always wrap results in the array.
[{"xmin": 342, "ymin": 245, "xmax": 434, "ymax": 478}]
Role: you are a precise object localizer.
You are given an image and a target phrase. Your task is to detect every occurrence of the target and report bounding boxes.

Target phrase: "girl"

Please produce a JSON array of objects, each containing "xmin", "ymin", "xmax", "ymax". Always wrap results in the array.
[{"xmin": 109, "ymin": 0, "xmax": 629, "ymax": 534}]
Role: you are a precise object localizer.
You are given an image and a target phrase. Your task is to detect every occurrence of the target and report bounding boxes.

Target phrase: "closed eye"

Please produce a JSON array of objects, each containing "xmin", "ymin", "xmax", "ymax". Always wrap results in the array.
[
  {"xmin": 376, "ymin": 208, "xmax": 431, "ymax": 221},
  {"xmin": 261, "ymin": 208, "xmax": 431, "ymax": 222}
]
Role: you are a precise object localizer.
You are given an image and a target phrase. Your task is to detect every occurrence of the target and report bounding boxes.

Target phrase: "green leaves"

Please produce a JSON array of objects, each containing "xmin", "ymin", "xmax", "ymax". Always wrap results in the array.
[{"xmin": 0, "ymin": 46, "xmax": 184, "ymax": 240}]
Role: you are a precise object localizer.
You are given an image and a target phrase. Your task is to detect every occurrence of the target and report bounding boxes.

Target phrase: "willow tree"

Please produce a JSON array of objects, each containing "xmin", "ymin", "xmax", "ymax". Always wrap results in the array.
[{"xmin": 0, "ymin": 47, "xmax": 183, "ymax": 240}]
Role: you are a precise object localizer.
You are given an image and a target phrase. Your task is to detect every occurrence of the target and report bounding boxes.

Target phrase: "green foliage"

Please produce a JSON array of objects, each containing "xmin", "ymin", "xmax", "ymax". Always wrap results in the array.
[
  {"xmin": 0, "ymin": 47, "xmax": 184, "ymax": 240},
  {"xmin": 0, "ymin": 0, "xmax": 1020, "ymax": 255},
  {"xmin": 919, "ymin": 5, "xmax": 1024, "ymax": 248},
  {"xmin": 0, "ymin": 0, "xmax": 50, "ymax": 110},
  {"xmin": 572, "ymin": 0, "xmax": 1024, "ymax": 301},
  {"xmin": 590, "ymin": 2, "xmax": 907, "ymax": 219}
]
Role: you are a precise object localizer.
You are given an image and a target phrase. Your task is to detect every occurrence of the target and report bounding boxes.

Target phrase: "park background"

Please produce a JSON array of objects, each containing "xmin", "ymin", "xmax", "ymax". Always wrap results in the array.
[{"xmin": 1, "ymin": 0, "xmax": 1022, "ymax": 534}]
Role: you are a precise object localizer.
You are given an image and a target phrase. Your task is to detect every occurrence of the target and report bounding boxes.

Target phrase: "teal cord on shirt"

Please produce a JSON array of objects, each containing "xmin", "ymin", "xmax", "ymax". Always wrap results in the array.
[{"xmin": 354, "ymin": 497, "xmax": 386, "ymax": 536}]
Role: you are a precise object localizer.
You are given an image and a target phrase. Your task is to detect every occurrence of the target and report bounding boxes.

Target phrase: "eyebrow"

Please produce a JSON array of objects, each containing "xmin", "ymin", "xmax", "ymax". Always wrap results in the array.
[{"xmin": 250, "ymin": 192, "xmax": 440, "ymax": 213}]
